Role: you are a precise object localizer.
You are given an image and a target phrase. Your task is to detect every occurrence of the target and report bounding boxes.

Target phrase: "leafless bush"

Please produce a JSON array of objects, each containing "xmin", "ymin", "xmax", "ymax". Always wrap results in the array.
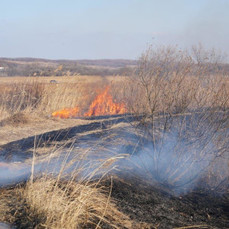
[
  {"xmin": 124, "ymin": 45, "xmax": 229, "ymax": 193},
  {"xmin": 191, "ymin": 43, "xmax": 227, "ymax": 76}
]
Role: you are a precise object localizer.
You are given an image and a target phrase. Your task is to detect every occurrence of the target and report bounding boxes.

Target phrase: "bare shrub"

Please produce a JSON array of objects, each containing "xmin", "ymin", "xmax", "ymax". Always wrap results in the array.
[
  {"xmin": 124, "ymin": 45, "xmax": 229, "ymax": 193},
  {"xmin": 191, "ymin": 43, "xmax": 227, "ymax": 76},
  {"xmin": 125, "ymin": 46, "xmax": 194, "ymax": 116}
]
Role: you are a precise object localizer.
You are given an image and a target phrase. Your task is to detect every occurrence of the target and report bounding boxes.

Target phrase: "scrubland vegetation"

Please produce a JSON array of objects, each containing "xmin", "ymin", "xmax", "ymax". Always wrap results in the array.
[
  {"xmin": 0, "ymin": 44, "xmax": 228, "ymax": 228},
  {"xmin": 125, "ymin": 45, "xmax": 228, "ymax": 193}
]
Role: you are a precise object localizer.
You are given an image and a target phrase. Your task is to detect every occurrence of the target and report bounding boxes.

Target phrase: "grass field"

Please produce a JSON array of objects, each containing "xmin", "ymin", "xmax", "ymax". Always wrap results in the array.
[
  {"xmin": 0, "ymin": 47, "xmax": 228, "ymax": 228},
  {"xmin": 0, "ymin": 75, "xmax": 126, "ymax": 119},
  {"xmin": 0, "ymin": 75, "xmax": 127, "ymax": 145},
  {"xmin": 0, "ymin": 75, "xmax": 126, "ymax": 84}
]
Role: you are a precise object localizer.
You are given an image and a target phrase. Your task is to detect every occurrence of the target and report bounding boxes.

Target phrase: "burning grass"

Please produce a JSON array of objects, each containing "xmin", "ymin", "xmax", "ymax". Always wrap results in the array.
[
  {"xmin": 0, "ymin": 75, "xmax": 126, "ymax": 121},
  {"xmin": 52, "ymin": 107, "xmax": 80, "ymax": 119},
  {"xmin": 52, "ymin": 86, "xmax": 126, "ymax": 118},
  {"xmin": 84, "ymin": 86, "xmax": 126, "ymax": 117}
]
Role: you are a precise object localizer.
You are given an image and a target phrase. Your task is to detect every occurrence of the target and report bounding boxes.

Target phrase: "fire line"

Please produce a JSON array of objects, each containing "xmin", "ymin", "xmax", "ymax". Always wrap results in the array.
[{"xmin": 52, "ymin": 86, "xmax": 126, "ymax": 118}]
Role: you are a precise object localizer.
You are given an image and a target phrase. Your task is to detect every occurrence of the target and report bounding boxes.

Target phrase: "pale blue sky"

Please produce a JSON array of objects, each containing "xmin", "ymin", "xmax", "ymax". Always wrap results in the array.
[{"xmin": 0, "ymin": 0, "xmax": 228, "ymax": 59}]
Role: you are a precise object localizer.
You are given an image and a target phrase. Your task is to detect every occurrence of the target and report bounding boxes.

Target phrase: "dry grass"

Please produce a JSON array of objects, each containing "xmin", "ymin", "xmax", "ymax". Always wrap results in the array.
[
  {"xmin": 0, "ymin": 139, "xmax": 136, "ymax": 228},
  {"xmin": 0, "ymin": 75, "xmax": 126, "ymax": 120},
  {"xmin": 0, "ymin": 178, "xmax": 132, "ymax": 228},
  {"xmin": 0, "ymin": 75, "xmax": 126, "ymax": 144},
  {"xmin": 0, "ymin": 75, "xmax": 125, "ymax": 84}
]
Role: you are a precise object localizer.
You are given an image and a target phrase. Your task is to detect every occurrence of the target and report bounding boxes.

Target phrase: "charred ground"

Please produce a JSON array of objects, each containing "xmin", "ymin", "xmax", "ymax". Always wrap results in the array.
[
  {"xmin": 0, "ymin": 114, "xmax": 228, "ymax": 228},
  {"xmin": 103, "ymin": 174, "xmax": 229, "ymax": 229}
]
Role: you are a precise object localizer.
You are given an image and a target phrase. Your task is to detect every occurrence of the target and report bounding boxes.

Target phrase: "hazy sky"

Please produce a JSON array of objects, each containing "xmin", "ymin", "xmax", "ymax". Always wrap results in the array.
[{"xmin": 0, "ymin": 0, "xmax": 228, "ymax": 59}]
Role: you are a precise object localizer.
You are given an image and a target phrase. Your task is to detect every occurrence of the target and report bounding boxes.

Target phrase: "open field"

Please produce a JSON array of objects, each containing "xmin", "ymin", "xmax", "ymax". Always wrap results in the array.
[
  {"xmin": 0, "ymin": 75, "xmax": 127, "ymax": 121},
  {"xmin": 0, "ymin": 47, "xmax": 229, "ymax": 228},
  {"xmin": 0, "ymin": 58, "xmax": 136, "ymax": 77},
  {"xmin": 0, "ymin": 75, "xmax": 126, "ymax": 84}
]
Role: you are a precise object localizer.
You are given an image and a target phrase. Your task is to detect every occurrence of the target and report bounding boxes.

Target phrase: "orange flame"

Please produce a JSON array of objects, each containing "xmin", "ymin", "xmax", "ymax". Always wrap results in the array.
[
  {"xmin": 84, "ymin": 86, "xmax": 126, "ymax": 117},
  {"xmin": 51, "ymin": 86, "xmax": 126, "ymax": 118},
  {"xmin": 52, "ymin": 107, "xmax": 79, "ymax": 119}
]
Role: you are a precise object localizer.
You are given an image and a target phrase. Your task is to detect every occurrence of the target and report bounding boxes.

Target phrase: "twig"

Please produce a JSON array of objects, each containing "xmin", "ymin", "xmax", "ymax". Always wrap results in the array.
[{"xmin": 174, "ymin": 225, "xmax": 209, "ymax": 229}]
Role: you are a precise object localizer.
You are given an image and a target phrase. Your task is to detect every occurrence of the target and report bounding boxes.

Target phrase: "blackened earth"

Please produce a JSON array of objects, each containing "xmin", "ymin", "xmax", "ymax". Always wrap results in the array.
[{"xmin": 102, "ymin": 174, "xmax": 229, "ymax": 229}]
